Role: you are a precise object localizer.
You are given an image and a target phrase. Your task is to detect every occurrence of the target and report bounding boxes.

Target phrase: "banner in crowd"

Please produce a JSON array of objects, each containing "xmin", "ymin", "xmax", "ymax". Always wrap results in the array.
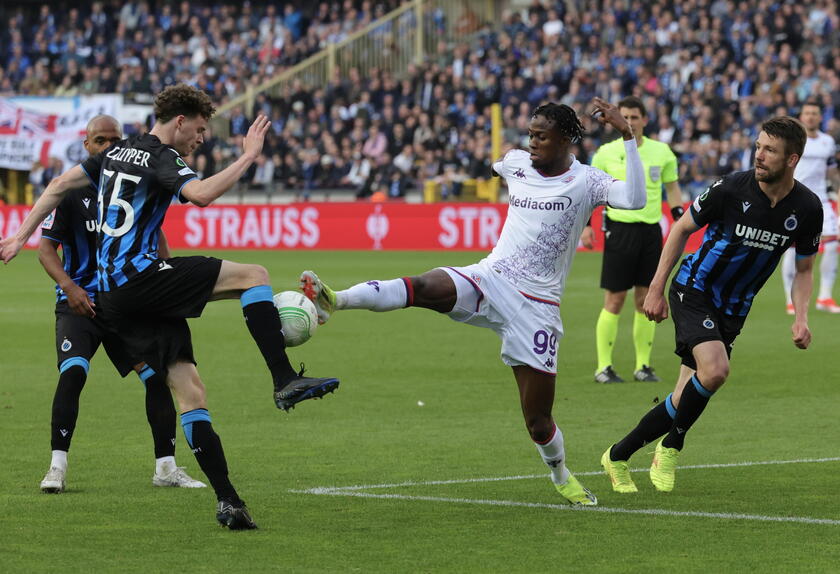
[
  {"xmin": 155, "ymin": 202, "xmax": 703, "ymax": 251},
  {"xmin": 0, "ymin": 96, "xmax": 120, "ymax": 170},
  {"xmin": 0, "ymin": 206, "xmax": 45, "ymax": 247},
  {"xmin": 2, "ymin": 202, "xmax": 715, "ymax": 252}
]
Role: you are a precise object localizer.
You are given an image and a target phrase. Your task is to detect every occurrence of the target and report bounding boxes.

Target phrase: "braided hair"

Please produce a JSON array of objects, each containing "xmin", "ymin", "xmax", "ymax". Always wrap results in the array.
[{"xmin": 532, "ymin": 103, "xmax": 585, "ymax": 144}]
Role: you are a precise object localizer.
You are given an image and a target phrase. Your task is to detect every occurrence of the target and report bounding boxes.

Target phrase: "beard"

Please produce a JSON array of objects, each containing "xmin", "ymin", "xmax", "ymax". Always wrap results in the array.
[{"xmin": 755, "ymin": 164, "xmax": 784, "ymax": 183}]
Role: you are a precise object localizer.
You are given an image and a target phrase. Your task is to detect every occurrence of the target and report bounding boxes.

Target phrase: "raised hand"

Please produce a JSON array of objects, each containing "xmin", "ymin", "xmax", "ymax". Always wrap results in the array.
[
  {"xmin": 590, "ymin": 97, "xmax": 633, "ymax": 139},
  {"xmin": 242, "ymin": 114, "xmax": 272, "ymax": 160}
]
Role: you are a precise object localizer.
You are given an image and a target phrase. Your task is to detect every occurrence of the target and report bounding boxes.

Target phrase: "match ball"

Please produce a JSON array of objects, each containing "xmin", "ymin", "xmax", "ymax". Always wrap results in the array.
[{"xmin": 273, "ymin": 291, "xmax": 318, "ymax": 347}]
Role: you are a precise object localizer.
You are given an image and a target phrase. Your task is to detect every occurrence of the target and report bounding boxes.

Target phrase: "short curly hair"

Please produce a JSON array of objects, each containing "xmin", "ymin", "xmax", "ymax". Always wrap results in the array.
[{"xmin": 154, "ymin": 84, "xmax": 216, "ymax": 123}]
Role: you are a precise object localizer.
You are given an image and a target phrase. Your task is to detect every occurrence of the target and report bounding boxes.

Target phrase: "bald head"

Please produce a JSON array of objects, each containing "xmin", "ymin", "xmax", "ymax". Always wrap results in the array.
[{"xmin": 84, "ymin": 114, "xmax": 122, "ymax": 155}]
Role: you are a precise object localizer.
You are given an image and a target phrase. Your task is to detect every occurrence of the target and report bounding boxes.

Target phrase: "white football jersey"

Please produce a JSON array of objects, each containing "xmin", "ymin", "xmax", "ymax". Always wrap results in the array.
[
  {"xmin": 485, "ymin": 149, "xmax": 617, "ymax": 302},
  {"xmin": 795, "ymin": 131, "xmax": 836, "ymax": 200}
]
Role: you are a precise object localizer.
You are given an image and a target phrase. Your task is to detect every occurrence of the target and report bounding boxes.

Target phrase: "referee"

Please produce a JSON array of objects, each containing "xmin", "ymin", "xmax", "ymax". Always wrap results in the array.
[{"xmin": 585, "ymin": 96, "xmax": 685, "ymax": 383}]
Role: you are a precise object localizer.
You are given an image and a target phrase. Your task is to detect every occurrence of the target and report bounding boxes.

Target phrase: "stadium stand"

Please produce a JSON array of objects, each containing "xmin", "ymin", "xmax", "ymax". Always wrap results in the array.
[{"xmin": 1, "ymin": 0, "xmax": 838, "ymax": 203}]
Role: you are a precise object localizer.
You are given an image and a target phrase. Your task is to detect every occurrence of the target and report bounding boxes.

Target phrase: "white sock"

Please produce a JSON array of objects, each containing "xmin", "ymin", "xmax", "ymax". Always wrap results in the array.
[
  {"xmin": 534, "ymin": 425, "xmax": 570, "ymax": 485},
  {"xmin": 155, "ymin": 456, "xmax": 176, "ymax": 475},
  {"xmin": 818, "ymin": 241, "xmax": 837, "ymax": 300},
  {"xmin": 337, "ymin": 278, "xmax": 409, "ymax": 312},
  {"xmin": 50, "ymin": 450, "xmax": 68, "ymax": 471},
  {"xmin": 781, "ymin": 248, "xmax": 795, "ymax": 304}
]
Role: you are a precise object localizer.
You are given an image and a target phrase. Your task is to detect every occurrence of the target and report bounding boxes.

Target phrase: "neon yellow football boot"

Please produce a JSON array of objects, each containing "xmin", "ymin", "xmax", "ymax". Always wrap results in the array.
[
  {"xmin": 601, "ymin": 447, "xmax": 638, "ymax": 493},
  {"xmin": 555, "ymin": 473, "xmax": 597, "ymax": 506},
  {"xmin": 650, "ymin": 440, "xmax": 680, "ymax": 492}
]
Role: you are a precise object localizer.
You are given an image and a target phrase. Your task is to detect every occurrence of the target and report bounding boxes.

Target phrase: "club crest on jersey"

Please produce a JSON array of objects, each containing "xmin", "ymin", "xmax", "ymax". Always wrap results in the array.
[
  {"xmin": 702, "ymin": 318, "xmax": 715, "ymax": 329},
  {"xmin": 513, "ymin": 168, "xmax": 526, "ymax": 179},
  {"xmin": 61, "ymin": 338, "xmax": 72, "ymax": 352},
  {"xmin": 470, "ymin": 273, "xmax": 481, "ymax": 285},
  {"xmin": 784, "ymin": 214, "xmax": 798, "ymax": 231},
  {"xmin": 649, "ymin": 166, "xmax": 661, "ymax": 182}
]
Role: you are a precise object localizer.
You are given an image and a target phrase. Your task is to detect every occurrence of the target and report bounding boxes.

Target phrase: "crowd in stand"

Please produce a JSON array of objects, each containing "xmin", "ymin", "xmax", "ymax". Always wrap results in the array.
[
  {"xmin": 1, "ymin": 1, "xmax": 401, "ymax": 100},
  {"xmin": 2, "ymin": 0, "xmax": 839, "ymax": 201}
]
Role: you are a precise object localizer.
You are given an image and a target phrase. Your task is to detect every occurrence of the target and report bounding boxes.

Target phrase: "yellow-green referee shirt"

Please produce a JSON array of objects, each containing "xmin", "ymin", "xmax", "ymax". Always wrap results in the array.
[{"xmin": 591, "ymin": 136, "xmax": 678, "ymax": 224}]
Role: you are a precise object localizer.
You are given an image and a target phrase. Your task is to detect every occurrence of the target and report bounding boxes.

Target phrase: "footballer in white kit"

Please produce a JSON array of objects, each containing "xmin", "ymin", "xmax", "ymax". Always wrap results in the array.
[
  {"xmin": 439, "ymin": 148, "xmax": 620, "ymax": 374},
  {"xmin": 781, "ymin": 101, "xmax": 840, "ymax": 313},
  {"xmin": 299, "ymin": 100, "xmax": 646, "ymax": 507}
]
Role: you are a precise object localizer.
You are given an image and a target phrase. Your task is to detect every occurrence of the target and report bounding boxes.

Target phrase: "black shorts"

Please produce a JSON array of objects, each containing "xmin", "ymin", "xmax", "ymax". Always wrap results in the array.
[
  {"xmin": 56, "ymin": 301, "xmax": 196, "ymax": 378},
  {"xmin": 99, "ymin": 256, "xmax": 222, "ymax": 320},
  {"xmin": 669, "ymin": 282, "xmax": 746, "ymax": 370},
  {"xmin": 102, "ymin": 315, "xmax": 196, "ymax": 377},
  {"xmin": 600, "ymin": 218, "xmax": 662, "ymax": 292},
  {"xmin": 97, "ymin": 256, "xmax": 215, "ymax": 375},
  {"xmin": 55, "ymin": 301, "xmax": 134, "ymax": 377}
]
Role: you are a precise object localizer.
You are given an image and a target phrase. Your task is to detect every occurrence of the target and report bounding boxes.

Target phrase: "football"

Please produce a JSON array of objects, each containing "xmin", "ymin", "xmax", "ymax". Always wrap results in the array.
[{"xmin": 273, "ymin": 290, "xmax": 318, "ymax": 347}]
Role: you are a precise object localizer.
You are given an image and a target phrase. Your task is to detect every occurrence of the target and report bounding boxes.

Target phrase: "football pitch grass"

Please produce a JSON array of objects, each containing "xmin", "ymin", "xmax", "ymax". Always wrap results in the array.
[{"xmin": 1, "ymin": 249, "xmax": 838, "ymax": 573}]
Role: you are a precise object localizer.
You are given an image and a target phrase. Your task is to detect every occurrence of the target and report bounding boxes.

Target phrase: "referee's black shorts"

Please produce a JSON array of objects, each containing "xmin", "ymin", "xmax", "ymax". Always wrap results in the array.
[
  {"xmin": 668, "ymin": 282, "xmax": 745, "ymax": 370},
  {"xmin": 600, "ymin": 217, "xmax": 663, "ymax": 292}
]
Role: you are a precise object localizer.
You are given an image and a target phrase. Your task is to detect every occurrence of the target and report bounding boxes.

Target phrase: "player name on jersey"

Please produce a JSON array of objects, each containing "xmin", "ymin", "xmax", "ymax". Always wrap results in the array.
[{"xmin": 105, "ymin": 146, "xmax": 151, "ymax": 167}]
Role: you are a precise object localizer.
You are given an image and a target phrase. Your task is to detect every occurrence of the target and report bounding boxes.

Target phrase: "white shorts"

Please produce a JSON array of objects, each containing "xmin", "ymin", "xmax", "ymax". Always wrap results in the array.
[
  {"xmin": 821, "ymin": 200, "xmax": 838, "ymax": 238},
  {"xmin": 440, "ymin": 262, "xmax": 563, "ymax": 375}
]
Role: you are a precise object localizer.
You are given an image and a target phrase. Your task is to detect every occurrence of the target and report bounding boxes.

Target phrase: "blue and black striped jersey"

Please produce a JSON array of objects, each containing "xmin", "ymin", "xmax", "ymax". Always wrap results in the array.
[
  {"xmin": 81, "ymin": 134, "xmax": 197, "ymax": 291},
  {"xmin": 675, "ymin": 170, "xmax": 823, "ymax": 316},
  {"xmin": 40, "ymin": 185, "xmax": 99, "ymax": 302}
]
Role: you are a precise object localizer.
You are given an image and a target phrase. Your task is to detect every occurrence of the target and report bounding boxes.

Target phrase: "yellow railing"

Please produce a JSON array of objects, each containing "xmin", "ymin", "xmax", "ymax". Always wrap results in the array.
[{"xmin": 210, "ymin": 0, "xmax": 495, "ymax": 140}]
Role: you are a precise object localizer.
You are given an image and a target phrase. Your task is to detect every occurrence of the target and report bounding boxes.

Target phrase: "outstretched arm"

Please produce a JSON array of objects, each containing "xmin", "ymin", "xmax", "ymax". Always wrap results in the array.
[
  {"xmin": 0, "ymin": 165, "xmax": 89, "ymax": 263},
  {"xmin": 643, "ymin": 213, "xmax": 701, "ymax": 322},
  {"xmin": 179, "ymin": 115, "xmax": 271, "ymax": 207}
]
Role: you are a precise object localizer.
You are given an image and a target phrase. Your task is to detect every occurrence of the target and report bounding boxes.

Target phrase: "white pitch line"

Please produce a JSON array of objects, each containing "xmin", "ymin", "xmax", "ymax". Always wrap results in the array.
[
  {"xmin": 296, "ymin": 456, "xmax": 840, "ymax": 493},
  {"xmin": 297, "ymin": 489, "xmax": 840, "ymax": 526}
]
